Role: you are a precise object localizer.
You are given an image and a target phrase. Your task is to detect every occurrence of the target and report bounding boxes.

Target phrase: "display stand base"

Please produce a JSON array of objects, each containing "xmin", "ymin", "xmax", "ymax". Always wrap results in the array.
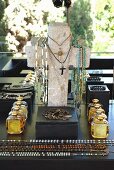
[{"xmin": 36, "ymin": 106, "xmax": 78, "ymax": 139}]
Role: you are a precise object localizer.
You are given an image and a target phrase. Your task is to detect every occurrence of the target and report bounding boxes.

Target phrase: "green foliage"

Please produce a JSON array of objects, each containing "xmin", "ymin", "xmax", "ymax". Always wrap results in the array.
[
  {"xmin": 96, "ymin": 1, "xmax": 114, "ymax": 33},
  {"xmin": 69, "ymin": 0, "xmax": 93, "ymax": 47},
  {"xmin": 92, "ymin": 0, "xmax": 114, "ymax": 52},
  {"xmin": 0, "ymin": 0, "xmax": 5, "ymax": 21},
  {"xmin": 1, "ymin": 0, "xmax": 114, "ymax": 53},
  {"xmin": 0, "ymin": 36, "xmax": 8, "ymax": 52},
  {"xmin": 0, "ymin": 0, "xmax": 9, "ymax": 51},
  {"xmin": 3, "ymin": 0, "xmax": 65, "ymax": 52},
  {"xmin": 0, "ymin": 43, "xmax": 8, "ymax": 52}
]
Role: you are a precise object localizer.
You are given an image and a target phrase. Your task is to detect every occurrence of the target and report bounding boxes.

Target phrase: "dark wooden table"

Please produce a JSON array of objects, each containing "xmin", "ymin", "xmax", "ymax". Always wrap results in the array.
[{"xmin": 0, "ymin": 77, "xmax": 114, "ymax": 170}]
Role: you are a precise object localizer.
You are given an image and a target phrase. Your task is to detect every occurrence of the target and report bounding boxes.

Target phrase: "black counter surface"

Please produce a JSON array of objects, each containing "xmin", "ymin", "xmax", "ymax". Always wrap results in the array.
[{"xmin": 0, "ymin": 77, "xmax": 114, "ymax": 170}]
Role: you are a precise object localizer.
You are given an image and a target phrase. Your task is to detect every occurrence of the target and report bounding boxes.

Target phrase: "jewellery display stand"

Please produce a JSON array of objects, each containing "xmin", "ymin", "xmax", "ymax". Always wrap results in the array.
[
  {"xmin": 47, "ymin": 23, "xmax": 77, "ymax": 106},
  {"xmin": 25, "ymin": 22, "xmax": 91, "ymax": 139}
]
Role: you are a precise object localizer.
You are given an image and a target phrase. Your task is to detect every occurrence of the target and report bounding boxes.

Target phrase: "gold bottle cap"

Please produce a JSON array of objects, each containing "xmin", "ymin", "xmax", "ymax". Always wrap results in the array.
[
  {"xmin": 28, "ymin": 71, "xmax": 33, "ymax": 75},
  {"xmin": 94, "ymin": 103, "xmax": 102, "ymax": 109},
  {"xmin": 12, "ymin": 106, "xmax": 20, "ymax": 111},
  {"xmin": 92, "ymin": 99, "xmax": 99, "ymax": 104},
  {"xmin": 96, "ymin": 108, "xmax": 105, "ymax": 114},
  {"xmin": 15, "ymin": 101, "xmax": 22, "ymax": 105},
  {"xmin": 10, "ymin": 106, "xmax": 20, "ymax": 115},
  {"xmin": 11, "ymin": 111, "xmax": 18, "ymax": 116},
  {"xmin": 16, "ymin": 96, "xmax": 24, "ymax": 101},
  {"xmin": 97, "ymin": 114, "xmax": 107, "ymax": 120}
]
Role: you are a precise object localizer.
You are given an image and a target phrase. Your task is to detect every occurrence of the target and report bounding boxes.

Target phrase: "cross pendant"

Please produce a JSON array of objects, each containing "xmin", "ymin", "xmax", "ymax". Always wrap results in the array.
[{"xmin": 60, "ymin": 65, "xmax": 66, "ymax": 75}]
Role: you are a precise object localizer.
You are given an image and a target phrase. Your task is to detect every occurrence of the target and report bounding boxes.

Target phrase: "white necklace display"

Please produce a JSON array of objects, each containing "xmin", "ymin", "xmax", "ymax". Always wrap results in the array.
[
  {"xmin": 47, "ymin": 46, "xmax": 72, "ymax": 106},
  {"xmin": 25, "ymin": 22, "xmax": 91, "ymax": 107},
  {"xmin": 47, "ymin": 23, "xmax": 78, "ymax": 106}
]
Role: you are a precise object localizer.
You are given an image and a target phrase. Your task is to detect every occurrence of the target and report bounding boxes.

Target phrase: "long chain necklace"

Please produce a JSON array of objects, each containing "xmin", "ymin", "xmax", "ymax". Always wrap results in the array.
[
  {"xmin": 46, "ymin": 42, "xmax": 71, "ymax": 75},
  {"xmin": 48, "ymin": 34, "xmax": 71, "ymax": 46},
  {"xmin": 48, "ymin": 45, "xmax": 70, "ymax": 106}
]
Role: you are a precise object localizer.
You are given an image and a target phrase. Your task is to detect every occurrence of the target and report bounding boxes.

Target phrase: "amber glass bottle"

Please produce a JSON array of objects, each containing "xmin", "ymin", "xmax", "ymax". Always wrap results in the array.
[
  {"xmin": 6, "ymin": 106, "xmax": 25, "ymax": 134},
  {"xmin": 91, "ymin": 114, "xmax": 109, "ymax": 138},
  {"xmin": 88, "ymin": 103, "xmax": 102, "ymax": 123},
  {"xmin": 16, "ymin": 96, "xmax": 28, "ymax": 107},
  {"xmin": 87, "ymin": 98, "xmax": 99, "ymax": 116},
  {"xmin": 13, "ymin": 101, "xmax": 28, "ymax": 120}
]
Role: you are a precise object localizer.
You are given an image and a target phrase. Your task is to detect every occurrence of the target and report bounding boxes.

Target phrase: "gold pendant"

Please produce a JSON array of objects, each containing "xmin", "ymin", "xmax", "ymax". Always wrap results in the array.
[{"xmin": 58, "ymin": 50, "xmax": 63, "ymax": 56}]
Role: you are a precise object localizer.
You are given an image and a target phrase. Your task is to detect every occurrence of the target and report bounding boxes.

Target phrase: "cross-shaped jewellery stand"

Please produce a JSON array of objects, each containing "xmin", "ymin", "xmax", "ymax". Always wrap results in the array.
[{"xmin": 60, "ymin": 65, "xmax": 66, "ymax": 75}]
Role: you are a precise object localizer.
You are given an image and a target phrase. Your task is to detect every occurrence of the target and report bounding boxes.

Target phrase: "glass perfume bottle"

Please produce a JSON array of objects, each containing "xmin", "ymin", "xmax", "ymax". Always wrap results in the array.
[
  {"xmin": 92, "ymin": 98, "xmax": 99, "ymax": 104},
  {"xmin": 13, "ymin": 101, "xmax": 28, "ymax": 120},
  {"xmin": 90, "ymin": 108, "xmax": 106, "ymax": 122},
  {"xmin": 6, "ymin": 106, "xmax": 25, "ymax": 134},
  {"xmin": 88, "ymin": 103, "xmax": 102, "ymax": 123},
  {"xmin": 16, "ymin": 96, "xmax": 28, "ymax": 107},
  {"xmin": 13, "ymin": 106, "xmax": 26, "ymax": 124},
  {"xmin": 91, "ymin": 114, "xmax": 109, "ymax": 138},
  {"xmin": 87, "ymin": 98, "xmax": 99, "ymax": 116}
]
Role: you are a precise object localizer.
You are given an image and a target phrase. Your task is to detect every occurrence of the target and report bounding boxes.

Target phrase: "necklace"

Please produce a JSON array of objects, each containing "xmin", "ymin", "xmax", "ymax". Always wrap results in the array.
[
  {"xmin": 48, "ymin": 34, "xmax": 71, "ymax": 46},
  {"xmin": 46, "ymin": 43, "xmax": 71, "ymax": 75},
  {"xmin": 42, "ymin": 108, "xmax": 72, "ymax": 120}
]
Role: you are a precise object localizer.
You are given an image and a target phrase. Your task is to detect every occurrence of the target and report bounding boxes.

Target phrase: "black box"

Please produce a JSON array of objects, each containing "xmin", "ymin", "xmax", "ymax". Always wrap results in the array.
[
  {"xmin": 86, "ymin": 76, "xmax": 104, "ymax": 93},
  {"xmin": 86, "ymin": 76, "xmax": 104, "ymax": 85},
  {"xmin": 87, "ymin": 85, "xmax": 110, "ymax": 113},
  {"xmin": 36, "ymin": 106, "xmax": 78, "ymax": 139},
  {"xmin": 0, "ymin": 92, "xmax": 33, "ymax": 115},
  {"xmin": 1, "ymin": 84, "xmax": 35, "ymax": 94}
]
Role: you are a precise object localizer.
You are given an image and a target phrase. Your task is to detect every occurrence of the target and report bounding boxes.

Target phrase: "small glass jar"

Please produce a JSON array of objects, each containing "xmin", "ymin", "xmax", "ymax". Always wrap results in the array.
[
  {"xmin": 6, "ymin": 107, "xmax": 25, "ymax": 134},
  {"xmin": 91, "ymin": 114, "xmax": 109, "ymax": 138},
  {"xmin": 88, "ymin": 103, "xmax": 102, "ymax": 123},
  {"xmin": 13, "ymin": 101, "xmax": 28, "ymax": 120},
  {"xmin": 87, "ymin": 98, "xmax": 99, "ymax": 116},
  {"xmin": 92, "ymin": 98, "xmax": 99, "ymax": 104},
  {"xmin": 12, "ymin": 106, "xmax": 26, "ymax": 123},
  {"xmin": 91, "ymin": 108, "xmax": 106, "ymax": 121},
  {"xmin": 16, "ymin": 96, "xmax": 28, "ymax": 107}
]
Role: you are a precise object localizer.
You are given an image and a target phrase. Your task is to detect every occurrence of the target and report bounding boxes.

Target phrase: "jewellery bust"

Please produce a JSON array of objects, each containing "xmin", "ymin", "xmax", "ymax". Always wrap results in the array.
[
  {"xmin": 47, "ymin": 22, "xmax": 78, "ymax": 106},
  {"xmin": 25, "ymin": 22, "xmax": 91, "ymax": 107}
]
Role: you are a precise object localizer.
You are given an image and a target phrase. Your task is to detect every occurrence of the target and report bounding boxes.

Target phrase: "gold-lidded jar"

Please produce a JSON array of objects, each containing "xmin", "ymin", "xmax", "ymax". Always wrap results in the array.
[
  {"xmin": 16, "ymin": 96, "xmax": 28, "ymax": 107},
  {"xmin": 13, "ymin": 101, "xmax": 28, "ymax": 120},
  {"xmin": 92, "ymin": 98, "xmax": 99, "ymax": 104},
  {"xmin": 6, "ymin": 106, "xmax": 25, "ymax": 134},
  {"xmin": 88, "ymin": 103, "xmax": 102, "ymax": 123},
  {"xmin": 91, "ymin": 113, "xmax": 109, "ymax": 139},
  {"xmin": 87, "ymin": 98, "xmax": 99, "ymax": 116}
]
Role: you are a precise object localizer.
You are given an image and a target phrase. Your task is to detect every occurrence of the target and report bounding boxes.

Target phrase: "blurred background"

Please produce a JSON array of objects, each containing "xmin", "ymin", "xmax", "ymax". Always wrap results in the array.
[{"xmin": 0, "ymin": 0, "xmax": 114, "ymax": 57}]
